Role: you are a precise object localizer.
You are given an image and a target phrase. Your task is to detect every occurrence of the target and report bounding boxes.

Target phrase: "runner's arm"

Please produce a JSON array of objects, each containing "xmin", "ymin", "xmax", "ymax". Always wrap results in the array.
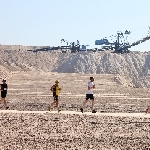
[
  {"xmin": 93, "ymin": 84, "xmax": 95, "ymax": 89},
  {"xmin": 88, "ymin": 86, "xmax": 91, "ymax": 90},
  {"xmin": 50, "ymin": 85, "xmax": 55, "ymax": 91}
]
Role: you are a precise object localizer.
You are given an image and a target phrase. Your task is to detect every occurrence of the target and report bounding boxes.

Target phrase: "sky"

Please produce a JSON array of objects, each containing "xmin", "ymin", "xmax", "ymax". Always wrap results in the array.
[{"xmin": 0, "ymin": 0, "xmax": 150, "ymax": 52}]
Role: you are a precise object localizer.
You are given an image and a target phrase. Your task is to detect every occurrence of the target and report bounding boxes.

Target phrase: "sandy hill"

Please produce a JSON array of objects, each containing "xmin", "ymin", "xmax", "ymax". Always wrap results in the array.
[
  {"xmin": 0, "ymin": 44, "xmax": 150, "ymax": 149},
  {"xmin": 0, "ymin": 45, "xmax": 150, "ymax": 88}
]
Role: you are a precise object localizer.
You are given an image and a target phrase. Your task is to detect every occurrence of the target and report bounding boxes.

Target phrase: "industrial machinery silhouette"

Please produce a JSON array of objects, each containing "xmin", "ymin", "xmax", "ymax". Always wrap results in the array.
[
  {"xmin": 95, "ymin": 27, "xmax": 150, "ymax": 54},
  {"xmin": 27, "ymin": 26, "xmax": 150, "ymax": 54},
  {"xmin": 27, "ymin": 39, "xmax": 88, "ymax": 53},
  {"xmin": 60, "ymin": 39, "xmax": 90, "ymax": 53},
  {"xmin": 60, "ymin": 39, "xmax": 80, "ymax": 53}
]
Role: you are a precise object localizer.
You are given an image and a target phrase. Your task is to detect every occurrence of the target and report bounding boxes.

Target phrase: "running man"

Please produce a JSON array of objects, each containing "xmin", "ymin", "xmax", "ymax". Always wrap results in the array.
[
  {"xmin": 0, "ymin": 79, "xmax": 9, "ymax": 109},
  {"xmin": 145, "ymin": 107, "xmax": 150, "ymax": 114},
  {"xmin": 80, "ymin": 77, "xmax": 96, "ymax": 113},
  {"xmin": 48, "ymin": 80, "xmax": 61, "ymax": 112}
]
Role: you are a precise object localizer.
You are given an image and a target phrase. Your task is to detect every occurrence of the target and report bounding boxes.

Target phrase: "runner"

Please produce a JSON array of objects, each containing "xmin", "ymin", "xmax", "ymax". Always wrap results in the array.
[
  {"xmin": 0, "ymin": 79, "xmax": 9, "ymax": 109},
  {"xmin": 145, "ymin": 107, "xmax": 150, "ymax": 114},
  {"xmin": 48, "ymin": 80, "xmax": 61, "ymax": 112},
  {"xmin": 80, "ymin": 77, "xmax": 96, "ymax": 113}
]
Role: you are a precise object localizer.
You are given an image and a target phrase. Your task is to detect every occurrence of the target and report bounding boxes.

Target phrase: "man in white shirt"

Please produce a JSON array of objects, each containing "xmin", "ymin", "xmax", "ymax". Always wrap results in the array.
[{"xmin": 80, "ymin": 77, "xmax": 96, "ymax": 113}]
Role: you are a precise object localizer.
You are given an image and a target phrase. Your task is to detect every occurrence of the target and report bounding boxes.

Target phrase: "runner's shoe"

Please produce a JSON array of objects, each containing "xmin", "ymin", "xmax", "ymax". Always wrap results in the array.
[
  {"xmin": 58, "ymin": 108, "xmax": 61, "ymax": 113},
  {"xmin": 48, "ymin": 106, "xmax": 51, "ymax": 111},
  {"xmin": 6, "ymin": 106, "xmax": 9, "ymax": 110},
  {"xmin": 145, "ymin": 108, "xmax": 149, "ymax": 114},
  {"xmin": 80, "ymin": 108, "xmax": 83, "ymax": 113},
  {"xmin": 92, "ymin": 110, "xmax": 97, "ymax": 113}
]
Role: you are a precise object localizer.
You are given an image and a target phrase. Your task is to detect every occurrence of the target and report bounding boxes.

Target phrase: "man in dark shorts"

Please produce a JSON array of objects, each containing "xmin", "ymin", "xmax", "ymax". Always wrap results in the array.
[
  {"xmin": 0, "ymin": 79, "xmax": 9, "ymax": 109},
  {"xmin": 80, "ymin": 77, "xmax": 96, "ymax": 113},
  {"xmin": 48, "ymin": 80, "xmax": 61, "ymax": 112}
]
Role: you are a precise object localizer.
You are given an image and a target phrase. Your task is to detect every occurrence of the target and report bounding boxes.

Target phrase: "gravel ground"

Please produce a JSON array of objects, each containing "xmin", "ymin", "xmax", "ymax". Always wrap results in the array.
[
  {"xmin": 0, "ymin": 71, "xmax": 150, "ymax": 149},
  {"xmin": 0, "ymin": 112, "xmax": 150, "ymax": 150}
]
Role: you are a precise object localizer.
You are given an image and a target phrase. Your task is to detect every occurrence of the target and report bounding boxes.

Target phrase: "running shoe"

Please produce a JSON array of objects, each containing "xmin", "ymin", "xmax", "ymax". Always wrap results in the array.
[
  {"xmin": 58, "ymin": 108, "xmax": 61, "ymax": 113},
  {"xmin": 6, "ymin": 106, "xmax": 9, "ymax": 110},
  {"xmin": 80, "ymin": 108, "xmax": 83, "ymax": 113},
  {"xmin": 145, "ymin": 108, "xmax": 149, "ymax": 114},
  {"xmin": 92, "ymin": 110, "xmax": 97, "ymax": 113},
  {"xmin": 48, "ymin": 106, "xmax": 51, "ymax": 111}
]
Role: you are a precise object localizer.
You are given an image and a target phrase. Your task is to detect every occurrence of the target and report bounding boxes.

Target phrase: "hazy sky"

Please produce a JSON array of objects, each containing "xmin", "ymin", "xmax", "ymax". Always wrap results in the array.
[{"xmin": 0, "ymin": 0, "xmax": 150, "ymax": 52}]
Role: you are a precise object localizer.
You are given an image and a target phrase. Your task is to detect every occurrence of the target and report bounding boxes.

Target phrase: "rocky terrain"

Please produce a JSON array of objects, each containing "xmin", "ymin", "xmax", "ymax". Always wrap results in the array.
[
  {"xmin": 0, "ymin": 45, "xmax": 150, "ymax": 149},
  {"xmin": 0, "ymin": 71, "xmax": 149, "ymax": 149},
  {"xmin": 1, "ymin": 44, "xmax": 150, "ymax": 88},
  {"xmin": 0, "ymin": 112, "xmax": 150, "ymax": 150}
]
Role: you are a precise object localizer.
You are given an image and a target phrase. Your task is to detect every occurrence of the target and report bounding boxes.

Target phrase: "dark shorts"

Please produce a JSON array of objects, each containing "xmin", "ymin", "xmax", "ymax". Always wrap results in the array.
[
  {"xmin": 53, "ymin": 95, "xmax": 58, "ymax": 101},
  {"xmin": 86, "ymin": 94, "xmax": 94, "ymax": 100},
  {"xmin": 1, "ymin": 92, "xmax": 7, "ymax": 98}
]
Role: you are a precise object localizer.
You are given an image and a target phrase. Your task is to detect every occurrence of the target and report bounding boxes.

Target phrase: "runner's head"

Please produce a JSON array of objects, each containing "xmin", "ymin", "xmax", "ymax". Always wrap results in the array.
[
  {"xmin": 2, "ymin": 79, "xmax": 6, "ymax": 83},
  {"xmin": 55, "ymin": 80, "xmax": 59, "ymax": 85},
  {"xmin": 90, "ymin": 77, "xmax": 94, "ymax": 82}
]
